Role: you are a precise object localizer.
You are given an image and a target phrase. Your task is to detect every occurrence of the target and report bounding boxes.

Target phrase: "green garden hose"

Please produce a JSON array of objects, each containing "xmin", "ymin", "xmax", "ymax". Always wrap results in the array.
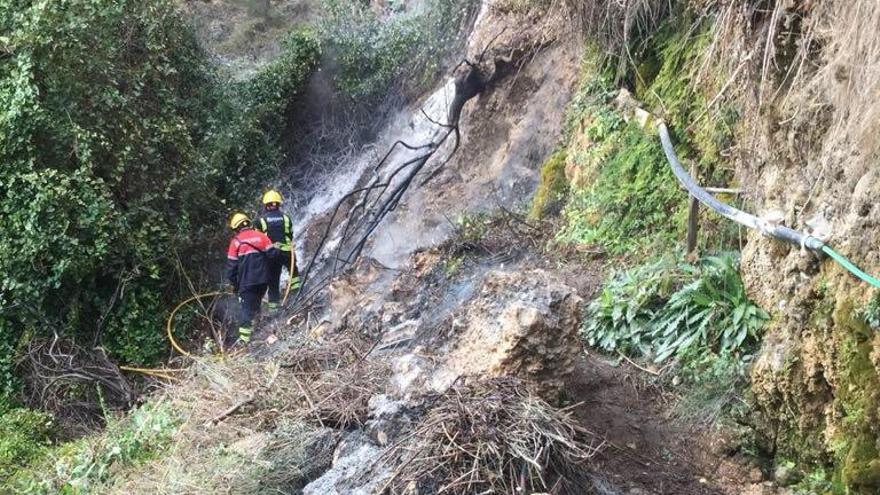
[
  {"xmin": 659, "ymin": 122, "xmax": 880, "ymax": 290},
  {"xmin": 821, "ymin": 245, "xmax": 880, "ymax": 289}
]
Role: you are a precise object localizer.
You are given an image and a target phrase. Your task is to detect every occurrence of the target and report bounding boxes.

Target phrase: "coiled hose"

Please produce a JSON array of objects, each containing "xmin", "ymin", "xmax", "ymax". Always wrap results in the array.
[
  {"xmin": 658, "ymin": 122, "xmax": 880, "ymax": 289},
  {"xmin": 166, "ymin": 291, "xmax": 228, "ymax": 358}
]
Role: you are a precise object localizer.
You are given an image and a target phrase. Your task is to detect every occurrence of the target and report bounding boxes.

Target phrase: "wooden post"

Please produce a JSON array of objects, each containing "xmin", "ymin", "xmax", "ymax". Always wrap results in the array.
[{"xmin": 686, "ymin": 164, "xmax": 699, "ymax": 254}]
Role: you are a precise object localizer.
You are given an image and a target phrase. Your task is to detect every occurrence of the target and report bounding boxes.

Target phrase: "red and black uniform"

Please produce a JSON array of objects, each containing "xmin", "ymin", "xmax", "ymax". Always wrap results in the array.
[
  {"xmin": 255, "ymin": 208, "xmax": 300, "ymax": 304},
  {"xmin": 225, "ymin": 227, "xmax": 280, "ymax": 333}
]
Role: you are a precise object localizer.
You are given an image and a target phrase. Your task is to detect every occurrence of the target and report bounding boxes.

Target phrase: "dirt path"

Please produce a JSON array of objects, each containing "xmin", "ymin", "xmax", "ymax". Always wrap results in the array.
[{"xmin": 566, "ymin": 353, "xmax": 718, "ymax": 494}]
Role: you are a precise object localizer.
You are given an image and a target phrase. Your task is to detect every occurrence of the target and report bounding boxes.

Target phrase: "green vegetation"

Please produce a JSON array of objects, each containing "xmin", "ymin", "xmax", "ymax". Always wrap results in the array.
[
  {"xmin": 553, "ymin": 53, "xmax": 688, "ymax": 255},
  {"xmin": 858, "ymin": 292, "xmax": 880, "ymax": 329},
  {"xmin": 548, "ymin": 15, "xmax": 740, "ymax": 256},
  {"xmin": 529, "ymin": 151, "xmax": 569, "ymax": 219},
  {"xmin": 760, "ymin": 284, "xmax": 880, "ymax": 494},
  {"xmin": 7, "ymin": 401, "xmax": 179, "ymax": 494},
  {"xmin": 582, "ymin": 253, "xmax": 768, "ymax": 362},
  {"xmin": 207, "ymin": 30, "xmax": 320, "ymax": 203},
  {"xmin": 558, "ymin": 118, "xmax": 687, "ymax": 254},
  {"xmin": 0, "ymin": 408, "xmax": 54, "ymax": 481},
  {"xmin": 635, "ymin": 16, "xmax": 736, "ymax": 176},
  {"xmin": 798, "ymin": 468, "xmax": 835, "ymax": 493},
  {"xmin": 318, "ymin": 0, "xmax": 476, "ymax": 101},
  {"xmin": 672, "ymin": 350, "xmax": 751, "ymax": 427},
  {"xmin": 453, "ymin": 211, "xmax": 492, "ymax": 246},
  {"xmin": 0, "ymin": 0, "xmax": 319, "ymax": 410},
  {"xmin": 830, "ymin": 300, "xmax": 880, "ymax": 493}
]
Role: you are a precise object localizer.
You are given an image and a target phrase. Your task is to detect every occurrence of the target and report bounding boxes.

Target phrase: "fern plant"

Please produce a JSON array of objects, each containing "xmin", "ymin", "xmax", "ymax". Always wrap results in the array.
[{"xmin": 582, "ymin": 253, "xmax": 769, "ymax": 363}]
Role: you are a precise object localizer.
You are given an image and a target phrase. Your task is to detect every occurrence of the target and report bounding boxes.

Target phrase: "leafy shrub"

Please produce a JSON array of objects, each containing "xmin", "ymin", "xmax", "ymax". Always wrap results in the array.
[
  {"xmin": 0, "ymin": 408, "xmax": 54, "ymax": 480},
  {"xmin": 0, "ymin": 0, "xmax": 319, "ymax": 398},
  {"xmin": 318, "ymin": 0, "xmax": 477, "ymax": 101},
  {"xmin": 454, "ymin": 211, "xmax": 491, "ymax": 246},
  {"xmin": 8, "ymin": 401, "xmax": 178, "ymax": 494},
  {"xmin": 1, "ymin": 0, "xmax": 208, "ymax": 381},
  {"xmin": 206, "ymin": 30, "xmax": 320, "ymax": 204},
  {"xmin": 582, "ymin": 253, "xmax": 769, "ymax": 362}
]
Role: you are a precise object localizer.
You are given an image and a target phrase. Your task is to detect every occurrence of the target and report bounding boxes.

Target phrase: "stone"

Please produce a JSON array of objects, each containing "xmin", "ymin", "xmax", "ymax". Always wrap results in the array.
[
  {"xmin": 431, "ymin": 269, "xmax": 582, "ymax": 393},
  {"xmin": 774, "ymin": 463, "xmax": 802, "ymax": 487}
]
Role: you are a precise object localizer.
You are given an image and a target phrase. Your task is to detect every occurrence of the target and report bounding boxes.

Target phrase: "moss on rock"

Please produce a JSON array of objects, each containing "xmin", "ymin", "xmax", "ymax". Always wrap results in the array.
[
  {"xmin": 839, "ymin": 432, "xmax": 880, "ymax": 492},
  {"xmin": 751, "ymin": 270, "xmax": 880, "ymax": 494},
  {"xmin": 529, "ymin": 151, "xmax": 569, "ymax": 219}
]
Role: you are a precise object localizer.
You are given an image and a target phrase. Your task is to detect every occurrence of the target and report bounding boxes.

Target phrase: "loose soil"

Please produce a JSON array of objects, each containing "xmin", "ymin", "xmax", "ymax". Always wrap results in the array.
[{"xmin": 567, "ymin": 352, "xmax": 738, "ymax": 495}]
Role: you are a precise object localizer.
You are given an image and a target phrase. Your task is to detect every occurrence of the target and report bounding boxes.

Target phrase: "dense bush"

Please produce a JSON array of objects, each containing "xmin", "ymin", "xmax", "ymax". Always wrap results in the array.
[
  {"xmin": 581, "ymin": 253, "xmax": 769, "ymax": 362},
  {"xmin": 207, "ymin": 30, "xmax": 320, "ymax": 203},
  {"xmin": 318, "ymin": 0, "xmax": 477, "ymax": 101},
  {"xmin": 0, "ymin": 0, "xmax": 318, "ymax": 405}
]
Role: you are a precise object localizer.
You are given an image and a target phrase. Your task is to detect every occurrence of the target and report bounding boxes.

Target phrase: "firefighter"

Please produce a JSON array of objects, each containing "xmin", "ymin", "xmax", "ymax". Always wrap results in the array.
[
  {"xmin": 225, "ymin": 213, "xmax": 279, "ymax": 344},
  {"xmin": 255, "ymin": 190, "xmax": 300, "ymax": 311}
]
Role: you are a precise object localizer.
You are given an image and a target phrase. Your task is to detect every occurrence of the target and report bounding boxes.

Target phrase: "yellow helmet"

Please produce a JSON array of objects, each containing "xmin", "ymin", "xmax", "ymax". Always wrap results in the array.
[
  {"xmin": 229, "ymin": 213, "xmax": 250, "ymax": 230},
  {"xmin": 262, "ymin": 190, "xmax": 283, "ymax": 205}
]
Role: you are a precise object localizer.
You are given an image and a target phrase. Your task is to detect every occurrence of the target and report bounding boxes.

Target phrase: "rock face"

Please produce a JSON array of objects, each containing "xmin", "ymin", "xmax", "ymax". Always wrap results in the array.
[
  {"xmin": 737, "ymin": 36, "xmax": 880, "ymax": 489},
  {"xmin": 673, "ymin": 3, "xmax": 880, "ymax": 488},
  {"xmin": 431, "ymin": 269, "xmax": 582, "ymax": 393}
]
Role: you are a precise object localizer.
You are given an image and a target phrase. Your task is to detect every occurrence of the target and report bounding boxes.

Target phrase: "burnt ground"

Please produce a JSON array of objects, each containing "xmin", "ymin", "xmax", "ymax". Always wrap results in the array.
[{"xmin": 262, "ymin": 192, "xmax": 769, "ymax": 495}]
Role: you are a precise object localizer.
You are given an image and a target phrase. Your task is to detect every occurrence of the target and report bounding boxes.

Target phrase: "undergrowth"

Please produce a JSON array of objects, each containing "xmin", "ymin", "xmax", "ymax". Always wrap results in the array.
[
  {"xmin": 0, "ymin": 0, "xmax": 318, "ymax": 410},
  {"xmin": 318, "ymin": 0, "xmax": 476, "ymax": 102},
  {"xmin": 582, "ymin": 253, "xmax": 768, "ymax": 363},
  {"xmin": 554, "ymin": 54, "xmax": 688, "ymax": 255},
  {"xmin": 0, "ymin": 408, "xmax": 54, "ymax": 481},
  {"xmin": 558, "ymin": 118, "xmax": 687, "ymax": 254},
  {"xmin": 672, "ymin": 350, "xmax": 752, "ymax": 427},
  {"xmin": 552, "ymin": 14, "xmax": 741, "ymax": 256},
  {"xmin": 7, "ymin": 401, "xmax": 179, "ymax": 494}
]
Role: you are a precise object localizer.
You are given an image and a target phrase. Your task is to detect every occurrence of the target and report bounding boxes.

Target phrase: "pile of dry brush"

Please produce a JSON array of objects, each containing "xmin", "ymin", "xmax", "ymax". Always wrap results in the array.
[{"xmin": 375, "ymin": 377, "xmax": 603, "ymax": 495}]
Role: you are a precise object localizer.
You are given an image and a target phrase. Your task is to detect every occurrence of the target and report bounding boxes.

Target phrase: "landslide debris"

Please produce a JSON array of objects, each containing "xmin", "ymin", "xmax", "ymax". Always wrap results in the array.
[{"xmin": 431, "ymin": 269, "xmax": 582, "ymax": 393}]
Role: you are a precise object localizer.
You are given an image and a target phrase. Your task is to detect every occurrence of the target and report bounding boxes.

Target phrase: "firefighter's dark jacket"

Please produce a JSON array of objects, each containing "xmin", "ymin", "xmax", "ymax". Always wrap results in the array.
[
  {"xmin": 256, "ymin": 209, "xmax": 293, "ymax": 251},
  {"xmin": 225, "ymin": 227, "xmax": 280, "ymax": 291}
]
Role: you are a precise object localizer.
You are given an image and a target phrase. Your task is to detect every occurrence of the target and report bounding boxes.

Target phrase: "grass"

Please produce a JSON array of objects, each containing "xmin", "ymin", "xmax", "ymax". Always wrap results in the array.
[
  {"xmin": 6, "ymin": 335, "xmax": 387, "ymax": 495},
  {"xmin": 0, "ymin": 408, "xmax": 54, "ymax": 481},
  {"xmin": 7, "ymin": 401, "xmax": 179, "ymax": 494}
]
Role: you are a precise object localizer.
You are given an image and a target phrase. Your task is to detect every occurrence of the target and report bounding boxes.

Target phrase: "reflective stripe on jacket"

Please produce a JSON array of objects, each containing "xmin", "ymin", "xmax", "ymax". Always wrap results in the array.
[
  {"xmin": 256, "ymin": 209, "xmax": 293, "ymax": 251},
  {"xmin": 225, "ymin": 228, "xmax": 278, "ymax": 290}
]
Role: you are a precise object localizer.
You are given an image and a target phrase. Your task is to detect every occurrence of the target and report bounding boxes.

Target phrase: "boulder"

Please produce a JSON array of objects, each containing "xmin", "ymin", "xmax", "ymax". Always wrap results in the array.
[{"xmin": 431, "ymin": 269, "xmax": 582, "ymax": 393}]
